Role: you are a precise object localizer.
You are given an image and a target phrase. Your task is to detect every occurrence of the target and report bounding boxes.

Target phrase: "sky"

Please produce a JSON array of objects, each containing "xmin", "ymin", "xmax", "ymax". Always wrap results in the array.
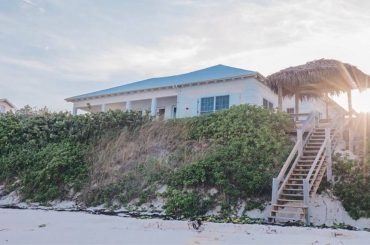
[{"xmin": 1, "ymin": 0, "xmax": 370, "ymax": 112}]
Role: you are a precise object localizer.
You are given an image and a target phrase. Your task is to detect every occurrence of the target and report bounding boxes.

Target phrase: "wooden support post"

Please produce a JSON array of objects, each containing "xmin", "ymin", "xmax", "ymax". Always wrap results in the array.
[
  {"xmin": 325, "ymin": 128, "xmax": 333, "ymax": 182},
  {"xmin": 297, "ymin": 129, "xmax": 303, "ymax": 156},
  {"xmin": 303, "ymin": 179, "xmax": 310, "ymax": 225},
  {"xmin": 295, "ymin": 92, "xmax": 300, "ymax": 121},
  {"xmin": 347, "ymin": 90, "xmax": 353, "ymax": 152},
  {"xmin": 363, "ymin": 114, "xmax": 368, "ymax": 177},
  {"xmin": 325, "ymin": 93, "xmax": 329, "ymax": 119},
  {"xmin": 278, "ymin": 84, "xmax": 283, "ymax": 112},
  {"xmin": 272, "ymin": 178, "xmax": 279, "ymax": 205}
]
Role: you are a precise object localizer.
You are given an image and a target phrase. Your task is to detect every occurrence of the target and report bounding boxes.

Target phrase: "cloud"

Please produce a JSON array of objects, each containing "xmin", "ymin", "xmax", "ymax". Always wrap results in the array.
[{"xmin": 0, "ymin": 0, "xmax": 369, "ymax": 111}]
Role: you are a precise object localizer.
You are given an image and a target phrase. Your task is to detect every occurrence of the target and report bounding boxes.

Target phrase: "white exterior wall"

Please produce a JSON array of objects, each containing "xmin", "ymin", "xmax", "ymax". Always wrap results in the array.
[
  {"xmin": 157, "ymin": 96, "xmax": 177, "ymax": 119},
  {"xmin": 255, "ymin": 80, "xmax": 278, "ymax": 108},
  {"xmin": 177, "ymin": 80, "xmax": 245, "ymax": 118},
  {"xmin": 176, "ymin": 78, "xmax": 275, "ymax": 118},
  {"xmin": 282, "ymin": 96, "xmax": 344, "ymax": 119},
  {"xmin": 0, "ymin": 101, "xmax": 14, "ymax": 113},
  {"xmin": 70, "ymin": 77, "xmax": 345, "ymax": 119}
]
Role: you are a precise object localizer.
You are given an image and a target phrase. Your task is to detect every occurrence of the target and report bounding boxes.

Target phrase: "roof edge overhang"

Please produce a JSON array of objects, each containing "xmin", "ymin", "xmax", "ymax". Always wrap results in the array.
[
  {"xmin": 0, "ymin": 99, "xmax": 16, "ymax": 109},
  {"xmin": 66, "ymin": 72, "xmax": 261, "ymax": 102}
]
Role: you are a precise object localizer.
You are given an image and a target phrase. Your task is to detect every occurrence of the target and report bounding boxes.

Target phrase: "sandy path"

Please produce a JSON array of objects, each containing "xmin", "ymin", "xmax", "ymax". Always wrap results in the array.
[{"xmin": 0, "ymin": 208, "xmax": 369, "ymax": 244}]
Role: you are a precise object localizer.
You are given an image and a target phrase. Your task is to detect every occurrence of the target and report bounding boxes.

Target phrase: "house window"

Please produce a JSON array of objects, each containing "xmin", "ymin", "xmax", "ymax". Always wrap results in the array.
[
  {"xmin": 200, "ymin": 95, "xmax": 230, "ymax": 115},
  {"xmin": 287, "ymin": 108, "xmax": 294, "ymax": 114},
  {"xmin": 215, "ymin": 95, "xmax": 230, "ymax": 111},
  {"xmin": 263, "ymin": 98, "xmax": 274, "ymax": 109},
  {"xmin": 0, "ymin": 105, "xmax": 5, "ymax": 113},
  {"xmin": 200, "ymin": 97, "xmax": 214, "ymax": 114}
]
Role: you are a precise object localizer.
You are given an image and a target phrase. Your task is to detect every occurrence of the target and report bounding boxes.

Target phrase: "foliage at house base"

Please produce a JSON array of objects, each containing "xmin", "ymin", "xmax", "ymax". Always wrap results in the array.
[{"xmin": 0, "ymin": 105, "xmax": 369, "ymax": 225}]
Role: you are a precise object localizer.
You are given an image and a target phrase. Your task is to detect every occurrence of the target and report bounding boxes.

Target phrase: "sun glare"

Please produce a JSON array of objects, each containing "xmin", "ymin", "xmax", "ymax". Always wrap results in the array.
[
  {"xmin": 332, "ymin": 89, "xmax": 370, "ymax": 113},
  {"xmin": 352, "ymin": 89, "xmax": 370, "ymax": 112}
]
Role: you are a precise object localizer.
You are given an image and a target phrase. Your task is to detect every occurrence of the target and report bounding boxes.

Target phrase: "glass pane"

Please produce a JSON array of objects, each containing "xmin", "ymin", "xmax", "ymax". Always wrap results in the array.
[
  {"xmin": 200, "ymin": 97, "xmax": 214, "ymax": 114},
  {"xmin": 215, "ymin": 95, "xmax": 230, "ymax": 111},
  {"xmin": 263, "ymin": 98, "xmax": 268, "ymax": 108}
]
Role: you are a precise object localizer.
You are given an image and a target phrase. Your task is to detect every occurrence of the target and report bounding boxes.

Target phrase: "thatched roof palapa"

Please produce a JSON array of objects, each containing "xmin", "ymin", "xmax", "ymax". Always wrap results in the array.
[{"xmin": 267, "ymin": 59, "xmax": 370, "ymax": 99}]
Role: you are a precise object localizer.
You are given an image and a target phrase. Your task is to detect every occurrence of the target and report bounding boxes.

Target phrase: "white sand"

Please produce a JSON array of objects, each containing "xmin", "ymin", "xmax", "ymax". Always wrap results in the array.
[{"xmin": 0, "ymin": 208, "xmax": 369, "ymax": 245}]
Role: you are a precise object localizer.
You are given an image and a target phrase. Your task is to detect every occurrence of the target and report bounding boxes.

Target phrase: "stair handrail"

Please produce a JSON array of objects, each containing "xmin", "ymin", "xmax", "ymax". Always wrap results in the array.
[
  {"xmin": 304, "ymin": 114, "xmax": 343, "ymax": 195},
  {"xmin": 271, "ymin": 112, "xmax": 319, "ymax": 205},
  {"xmin": 305, "ymin": 138, "xmax": 327, "ymax": 185},
  {"xmin": 275, "ymin": 111, "xmax": 318, "ymax": 182}
]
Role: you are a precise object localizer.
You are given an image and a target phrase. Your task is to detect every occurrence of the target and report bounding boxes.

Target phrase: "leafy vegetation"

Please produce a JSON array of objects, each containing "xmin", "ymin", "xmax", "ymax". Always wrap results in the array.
[
  {"xmin": 333, "ymin": 158, "xmax": 370, "ymax": 220},
  {"xmin": 1, "ymin": 105, "xmax": 293, "ymax": 218},
  {"xmin": 164, "ymin": 188, "xmax": 211, "ymax": 218},
  {"xmin": 0, "ymin": 108, "xmax": 148, "ymax": 202},
  {"xmin": 165, "ymin": 105, "xmax": 292, "ymax": 217}
]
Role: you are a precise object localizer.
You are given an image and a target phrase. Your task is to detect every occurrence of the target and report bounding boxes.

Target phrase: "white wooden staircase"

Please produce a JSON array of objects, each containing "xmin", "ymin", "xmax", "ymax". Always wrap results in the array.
[{"xmin": 269, "ymin": 112, "xmax": 346, "ymax": 225}]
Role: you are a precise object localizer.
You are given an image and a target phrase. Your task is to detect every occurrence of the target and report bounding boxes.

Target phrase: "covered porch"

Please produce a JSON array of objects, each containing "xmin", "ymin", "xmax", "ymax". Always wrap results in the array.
[{"xmin": 73, "ymin": 95, "xmax": 177, "ymax": 119}]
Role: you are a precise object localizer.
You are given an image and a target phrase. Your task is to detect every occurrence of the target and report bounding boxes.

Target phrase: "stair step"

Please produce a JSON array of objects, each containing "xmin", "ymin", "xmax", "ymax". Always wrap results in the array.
[
  {"xmin": 297, "ymin": 164, "xmax": 314, "ymax": 167},
  {"xmin": 272, "ymin": 204, "xmax": 305, "ymax": 208},
  {"xmin": 308, "ymin": 139, "xmax": 324, "ymax": 142},
  {"xmin": 301, "ymin": 156, "xmax": 316, "ymax": 159},
  {"xmin": 306, "ymin": 144, "xmax": 323, "ymax": 147},
  {"xmin": 283, "ymin": 188, "xmax": 303, "ymax": 191},
  {"xmin": 285, "ymin": 183, "xmax": 303, "ymax": 186},
  {"xmin": 299, "ymin": 159, "xmax": 314, "ymax": 162},
  {"xmin": 303, "ymin": 150, "xmax": 319, "ymax": 154},
  {"xmin": 293, "ymin": 169, "xmax": 310, "ymax": 172},
  {"xmin": 288, "ymin": 178, "xmax": 314, "ymax": 182},
  {"xmin": 277, "ymin": 199, "xmax": 303, "ymax": 202},
  {"xmin": 281, "ymin": 193, "xmax": 303, "ymax": 197},
  {"xmin": 271, "ymin": 210, "xmax": 304, "ymax": 215},
  {"xmin": 305, "ymin": 146, "xmax": 321, "ymax": 149},
  {"xmin": 268, "ymin": 216, "xmax": 303, "ymax": 222}
]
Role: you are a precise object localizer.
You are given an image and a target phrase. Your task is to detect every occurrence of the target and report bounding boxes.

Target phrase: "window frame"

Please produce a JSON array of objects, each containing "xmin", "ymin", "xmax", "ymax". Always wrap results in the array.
[
  {"xmin": 200, "ymin": 96, "xmax": 215, "ymax": 115},
  {"xmin": 200, "ymin": 94, "xmax": 230, "ymax": 115},
  {"xmin": 263, "ymin": 98, "xmax": 274, "ymax": 110},
  {"xmin": 215, "ymin": 95, "xmax": 230, "ymax": 111}
]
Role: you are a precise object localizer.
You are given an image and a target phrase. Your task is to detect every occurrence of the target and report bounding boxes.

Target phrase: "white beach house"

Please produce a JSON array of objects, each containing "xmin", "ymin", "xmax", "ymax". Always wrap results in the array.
[
  {"xmin": 66, "ymin": 65, "xmax": 345, "ymax": 118},
  {"xmin": 0, "ymin": 99, "xmax": 16, "ymax": 113}
]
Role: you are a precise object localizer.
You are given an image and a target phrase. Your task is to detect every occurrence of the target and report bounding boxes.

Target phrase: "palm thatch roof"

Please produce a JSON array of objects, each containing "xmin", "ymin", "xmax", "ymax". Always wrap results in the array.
[{"xmin": 266, "ymin": 59, "xmax": 370, "ymax": 99}]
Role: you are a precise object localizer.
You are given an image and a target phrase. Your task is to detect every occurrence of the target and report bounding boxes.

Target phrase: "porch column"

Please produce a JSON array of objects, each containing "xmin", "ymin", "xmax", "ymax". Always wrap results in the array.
[
  {"xmin": 150, "ymin": 98, "xmax": 157, "ymax": 117},
  {"xmin": 72, "ymin": 106, "xmax": 78, "ymax": 116},
  {"xmin": 126, "ymin": 101, "xmax": 132, "ymax": 111},
  {"xmin": 101, "ymin": 104, "xmax": 107, "ymax": 112},
  {"xmin": 278, "ymin": 84, "xmax": 283, "ymax": 111}
]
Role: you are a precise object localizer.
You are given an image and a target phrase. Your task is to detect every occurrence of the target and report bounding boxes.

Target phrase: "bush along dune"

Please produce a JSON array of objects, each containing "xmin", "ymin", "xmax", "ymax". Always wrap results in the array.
[
  {"xmin": 332, "ymin": 158, "xmax": 370, "ymax": 220},
  {"xmin": 1, "ymin": 105, "xmax": 368, "ymax": 221}
]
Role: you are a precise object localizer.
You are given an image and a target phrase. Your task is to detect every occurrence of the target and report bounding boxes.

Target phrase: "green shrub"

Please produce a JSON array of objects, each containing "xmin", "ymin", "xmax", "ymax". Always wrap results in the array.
[
  {"xmin": 164, "ymin": 188, "xmax": 210, "ymax": 218},
  {"xmin": 167, "ymin": 105, "xmax": 292, "ymax": 214},
  {"xmin": 333, "ymin": 159, "xmax": 370, "ymax": 219},
  {"xmin": 0, "ymin": 108, "xmax": 148, "ymax": 202},
  {"xmin": 20, "ymin": 142, "xmax": 87, "ymax": 202}
]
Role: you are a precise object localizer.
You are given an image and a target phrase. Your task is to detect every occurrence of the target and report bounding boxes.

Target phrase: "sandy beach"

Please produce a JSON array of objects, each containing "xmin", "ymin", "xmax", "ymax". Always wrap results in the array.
[{"xmin": 0, "ymin": 208, "xmax": 369, "ymax": 245}]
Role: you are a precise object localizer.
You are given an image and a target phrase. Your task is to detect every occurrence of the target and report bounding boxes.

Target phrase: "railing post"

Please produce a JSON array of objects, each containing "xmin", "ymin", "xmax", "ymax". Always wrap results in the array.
[
  {"xmin": 303, "ymin": 179, "xmax": 310, "ymax": 225},
  {"xmin": 297, "ymin": 129, "xmax": 303, "ymax": 156},
  {"xmin": 272, "ymin": 178, "xmax": 279, "ymax": 205},
  {"xmin": 325, "ymin": 128, "xmax": 333, "ymax": 182}
]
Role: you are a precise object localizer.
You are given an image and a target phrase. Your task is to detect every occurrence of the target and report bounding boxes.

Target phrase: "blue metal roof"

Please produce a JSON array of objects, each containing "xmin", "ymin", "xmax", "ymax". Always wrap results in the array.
[{"xmin": 66, "ymin": 64, "xmax": 256, "ymax": 101}]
